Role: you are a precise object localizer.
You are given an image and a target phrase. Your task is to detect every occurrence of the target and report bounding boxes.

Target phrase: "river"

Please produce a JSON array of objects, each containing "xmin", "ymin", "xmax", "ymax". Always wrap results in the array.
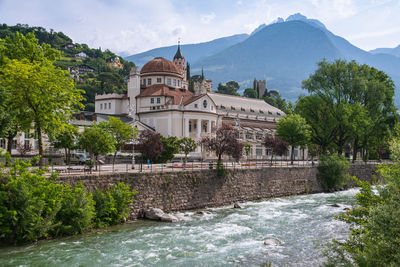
[{"xmin": 0, "ymin": 188, "xmax": 358, "ymax": 267}]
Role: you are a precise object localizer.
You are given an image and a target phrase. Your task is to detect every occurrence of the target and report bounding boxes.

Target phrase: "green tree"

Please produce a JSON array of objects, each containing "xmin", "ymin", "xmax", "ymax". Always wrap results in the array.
[
  {"xmin": 243, "ymin": 88, "xmax": 258, "ymax": 98},
  {"xmin": 99, "ymin": 117, "xmax": 136, "ymax": 169},
  {"xmin": 216, "ymin": 81, "xmax": 240, "ymax": 96},
  {"xmin": 276, "ymin": 114, "xmax": 311, "ymax": 164},
  {"xmin": 179, "ymin": 137, "xmax": 197, "ymax": 166},
  {"xmin": 159, "ymin": 136, "xmax": 180, "ymax": 163},
  {"xmin": 51, "ymin": 126, "xmax": 78, "ymax": 165},
  {"xmin": 301, "ymin": 59, "xmax": 397, "ymax": 156},
  {"xmin": 323, "ymin": 137, "xmax": 400, "ymax": 265},
  {"xmin": 78, "ymin": 124, "xmax": 115, "ymax": 170},
  {"xmin": 0, "ymin": 32, "xmax": 84, "ymax": 167}
]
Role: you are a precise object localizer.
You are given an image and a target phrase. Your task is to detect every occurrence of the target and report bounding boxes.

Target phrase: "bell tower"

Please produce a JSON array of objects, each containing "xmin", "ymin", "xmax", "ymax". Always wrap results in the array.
[{"xmin": 173, "ymin": 40, "xmax": 186, "ymax": 81}]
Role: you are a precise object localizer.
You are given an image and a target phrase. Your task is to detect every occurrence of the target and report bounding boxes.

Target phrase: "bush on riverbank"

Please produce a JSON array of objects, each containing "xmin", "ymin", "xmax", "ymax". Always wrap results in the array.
[
  {"xmin": 318, "ymin": 154, "xmax": 350, "ymax": 190},
  {"xmin": 0, "ymin": 152, "xmax": 137, "ymax": 245}
]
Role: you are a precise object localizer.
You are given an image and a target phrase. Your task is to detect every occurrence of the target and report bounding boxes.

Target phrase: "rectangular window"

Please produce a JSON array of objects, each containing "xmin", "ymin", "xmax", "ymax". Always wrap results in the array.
[
  {"xmin": 12, "ymin": 140, "xmax": 17, "ymax": 149},
  {"xmin": 24, "ymin": 132, "xmax": 30, "ymax": 139},
  {"xmin": 143, "ymin": 79, "xmax": 146, "ymax": 86},
  {"xmin": 100, "ymin": 103, "xmax": 103, "ymax": 109},
  {"xmin": 150, "ymin": 98, "xmax": 154, "ymax": 104},
  {"xmin": 147, "ymin": 78, "xmax": 151, "ymax": 85},
  {"xmin": 178, "ymin": 80, "xmax": 180, "ymax": 86},
  {"xmin": 173, "ymin": 79, "xmax": 177, "ymax": 86},
  {"xmin": 157, "ymin": 98, "xmax": 161, "ymax": 104},
  {"xmin": 109, "ymin": 103, "xmax": 111, "ymax": 109},
  {"xmin": 157, "ymin": 78, "xmax": 162, "ymax": 83},
  {"xmin": 194, "ymin": 104, "xmax": 198, "ymax": 108},
  {"xmin": 0, "ymin": 139, "xmax": 5, "ymax": 149},
  {"xmin": 24, "ymin": 139, "xmax": 30, "ymax": 149},
  {"xmin": 167, "ymin": 78, "xmax": 171, "ymax": 86}
]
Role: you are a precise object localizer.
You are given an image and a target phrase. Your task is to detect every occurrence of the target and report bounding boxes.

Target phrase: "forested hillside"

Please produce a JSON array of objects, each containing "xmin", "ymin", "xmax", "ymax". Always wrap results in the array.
[{"xmin": 0, "ymin": 24, "xmax": 134, "ymax": 111}]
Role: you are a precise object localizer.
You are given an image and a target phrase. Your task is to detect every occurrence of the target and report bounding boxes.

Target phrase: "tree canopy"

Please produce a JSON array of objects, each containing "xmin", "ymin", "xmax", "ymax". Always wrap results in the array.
[
  {"xmin": 297, "ymin": 59, "xmax": 397, "ymax": 159},
  {"xmin": 216, "ymin": 81, "xmax": 240, "ymax": 96},
  {"xmin": 276, "ymin": 114, "xmax": 311, "ymax": 164}
]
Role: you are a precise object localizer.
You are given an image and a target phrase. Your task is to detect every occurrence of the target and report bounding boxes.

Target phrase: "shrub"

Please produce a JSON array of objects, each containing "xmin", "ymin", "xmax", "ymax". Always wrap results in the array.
[
  {"xmin": 318, "ymin": 154, "xmax": 350, "ymax": 190},
  {"xmin": 93, "ymin": 183, "xmax": 137, "ymax": 227},
  {"xmin": 0, "ymin": 159, "xmax": 64, "ymax": 244},
  {"xmin": 52, "ymin": 183, "xmax": 95, "ymax": 236}
]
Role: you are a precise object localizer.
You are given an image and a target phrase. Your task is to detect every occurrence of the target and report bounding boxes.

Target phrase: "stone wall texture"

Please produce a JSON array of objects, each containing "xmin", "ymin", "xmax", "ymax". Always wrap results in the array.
[{"xmin": 57, "ymin": 164, "xmax": 378, "ymax": 218}]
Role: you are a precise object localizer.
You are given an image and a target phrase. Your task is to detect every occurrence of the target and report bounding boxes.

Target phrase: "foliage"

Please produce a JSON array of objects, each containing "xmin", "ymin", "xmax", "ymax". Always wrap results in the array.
[
  {"xmin": 200, "ymin": 123, "xmax": 243, "ymax": 163},
  {"xmin": 51, "ymin": 126, "xmax": 78, "ymax": 165},
  {"xmin": 135, "ymin": 130, "xmax": 163, "ymax": 163},
  {"xmin": 0, "ymin": 152, "xmax": 137, "ymax": 244},
  {"xmin": 243, "ymin": 88, "xmax": 258, "ymax": 98},
  {"xmin": 263, "ymin": 89, "xmax": 288, "ymax": 112},
  {"xmin": 317, "ymin": 154, "xmax": 350, "ymax": 191},
  {"xmin": 178, "ymin": 137, "xmax": 197, "ymax": 165},
  {"xmin": 263, "ymin": 136, "xmax": 289, "ymax": 163},
  {"xmin": 216, "ymin": 81, "xmax": 240, "ymax": 96},
  {"xmin": 93, "ymin": 183, "xmax": 137, "ymax": 227},
  {"xmin": 78, "ymin": 124, "xmax": 115, "ymax": 169},
  {"xmin": 158, "ymin": 136, "xmax": 180, "ymax": 163},
  {"xmin": 99, "ymin": 117, "xmax": 136, "ymax": 167},
  {"xmin": 299, "ymin": 59, "xmax": 397, "ymax": 157},
  {"xmin": 0, "ymin": 32, "xmax": 84, "ymax": 167},
  {"xmin": 52, "ymin": 183, "xmax": 95, "ymax": 236},
  {"xmin": 276, "ymin": 114, "xmax": 311, "ymax": 164},
  {"xmin": 323, "ymin": 157, "xmax": 400, "ymax": 265},
  {"xmin": 243, "ymin": 143, "xmax": 252, "ymax": 156}
]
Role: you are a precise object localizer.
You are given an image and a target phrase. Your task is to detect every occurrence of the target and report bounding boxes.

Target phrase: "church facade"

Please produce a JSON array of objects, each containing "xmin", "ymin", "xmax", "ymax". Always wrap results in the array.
[{"xmin": 94, "ymin": 44, "xmax": 286, "ymax": 157}]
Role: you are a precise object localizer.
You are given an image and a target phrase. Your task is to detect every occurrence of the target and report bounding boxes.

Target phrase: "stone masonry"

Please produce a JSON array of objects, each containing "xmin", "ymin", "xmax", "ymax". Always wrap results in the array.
[{"xmin": 56, "ymin": 164, "xmax": 378, "ymax": 219}]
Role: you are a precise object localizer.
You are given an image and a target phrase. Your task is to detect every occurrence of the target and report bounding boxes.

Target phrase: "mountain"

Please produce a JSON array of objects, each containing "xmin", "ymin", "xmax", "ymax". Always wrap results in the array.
[
  {"xmin": 370, "ymin": 45, "xmax": 400, "ymax": 57},
  {"xmin": 191, "ymin": 15, "xmax": 400, "ymax": 104},
  {"xmin": 124, "ymin": 34, "xmax": 249, "ymax": 68},
  {"xmin": 124, "ymin": 13, "xmax": 400, "ymax": 105}
]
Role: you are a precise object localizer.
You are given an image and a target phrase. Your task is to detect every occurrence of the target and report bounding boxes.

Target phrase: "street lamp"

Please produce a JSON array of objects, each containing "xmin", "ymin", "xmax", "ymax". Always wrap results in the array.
[{"xmin": 128, "ymin": 103, "xmax": 137, "ymax": 169}]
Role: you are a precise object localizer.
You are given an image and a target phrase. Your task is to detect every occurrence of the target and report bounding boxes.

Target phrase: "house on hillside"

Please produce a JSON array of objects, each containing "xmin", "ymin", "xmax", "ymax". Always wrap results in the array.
[
  {"xmin": 107, "ymin": 57, "xmax": 123, "ymax": 69},
  {"xmin": 75, "ymin": 52, "xmax": 88, "ymax": 59},
  {"xmin": 63, "ymin": 43, "xmax": 76, "ymax": 49}
]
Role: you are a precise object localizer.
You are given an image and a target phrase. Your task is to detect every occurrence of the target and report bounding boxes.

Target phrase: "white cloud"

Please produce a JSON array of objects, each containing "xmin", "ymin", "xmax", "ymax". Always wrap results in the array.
[{"xmin": 200, "ymin": 12, "xmax": 216, "ymax": 24}]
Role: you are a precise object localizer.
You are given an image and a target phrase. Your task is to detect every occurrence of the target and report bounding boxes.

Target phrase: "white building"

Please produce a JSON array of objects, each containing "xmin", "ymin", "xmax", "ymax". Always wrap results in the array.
[{"xmin": 94, "ymin": 44, "xmax": 287, "ymax": 158}]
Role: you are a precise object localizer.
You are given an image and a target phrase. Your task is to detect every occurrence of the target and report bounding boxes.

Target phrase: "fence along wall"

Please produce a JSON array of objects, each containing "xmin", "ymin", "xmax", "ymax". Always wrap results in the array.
[{"xmin": 58, "ymin": 164, "xmax": 378, "ymax": 218}]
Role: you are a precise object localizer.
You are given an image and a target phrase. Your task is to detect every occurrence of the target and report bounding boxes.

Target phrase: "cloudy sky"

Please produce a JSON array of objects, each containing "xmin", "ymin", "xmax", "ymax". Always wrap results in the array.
[{"xmin": 0, "ymin": 0, "xmax": 399, "ymax": 56}]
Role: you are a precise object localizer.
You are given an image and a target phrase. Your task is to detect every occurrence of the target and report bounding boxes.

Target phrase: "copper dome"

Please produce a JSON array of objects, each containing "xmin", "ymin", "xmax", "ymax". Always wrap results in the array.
[{"xmin": 141, "ymin": 57, "xmax": 180, "ymax": 75}]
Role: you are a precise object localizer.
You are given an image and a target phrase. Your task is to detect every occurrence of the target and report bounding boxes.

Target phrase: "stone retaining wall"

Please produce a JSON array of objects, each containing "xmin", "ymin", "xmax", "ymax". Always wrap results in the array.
[{"xmin": 57, "ymin": 164, "xmax": 378, "ymax": 218}]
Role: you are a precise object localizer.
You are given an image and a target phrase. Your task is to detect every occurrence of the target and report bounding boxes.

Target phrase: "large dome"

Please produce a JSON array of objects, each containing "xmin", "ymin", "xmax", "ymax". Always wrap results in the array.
[{"xmin": 141, "ymin": 57, "xmax": 180, "ymax": 75}]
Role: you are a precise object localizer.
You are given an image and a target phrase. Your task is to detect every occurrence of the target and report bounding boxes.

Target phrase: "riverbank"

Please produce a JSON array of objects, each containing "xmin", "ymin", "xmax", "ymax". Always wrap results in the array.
[{"xmin": 57, "ymin": 164, "xmax": 378, "ymax": 219}]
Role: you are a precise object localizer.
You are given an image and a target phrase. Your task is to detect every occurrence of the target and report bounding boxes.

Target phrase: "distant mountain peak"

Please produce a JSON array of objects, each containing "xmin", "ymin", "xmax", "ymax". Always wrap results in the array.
[{"xmin": 250, "ymin": 13, "xmax": 326, "ymax": 36}]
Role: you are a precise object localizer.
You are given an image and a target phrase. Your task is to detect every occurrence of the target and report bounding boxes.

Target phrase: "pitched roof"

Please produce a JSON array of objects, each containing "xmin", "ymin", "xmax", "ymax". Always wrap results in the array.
[
  {"xmin": 137, "ymin": 84, "xmax": 193, "ymax": 105},
  {"xmin": 174, "ymin": 44, "xmax": 184, "ymax": 60}
]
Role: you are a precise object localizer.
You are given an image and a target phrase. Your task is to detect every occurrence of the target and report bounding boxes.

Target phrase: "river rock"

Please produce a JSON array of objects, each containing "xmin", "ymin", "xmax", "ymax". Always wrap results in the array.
[
  {"xmin": 144, "ymin": 208, "xmax": 179, "ymax": 222},
  {"xmin": 330, "ymin": 203, "xmax": 341, "ymax": 208},
  {"xmin": 233, "ymin": 202, "xmax": 242, "ymax": 209},
  {"xmin": 263, "ymin": 239, "xmax": 281, "ymax": 246},
  {"xmin": 195, "ymin": 211, "xmax": 204, "ymax": 215}
]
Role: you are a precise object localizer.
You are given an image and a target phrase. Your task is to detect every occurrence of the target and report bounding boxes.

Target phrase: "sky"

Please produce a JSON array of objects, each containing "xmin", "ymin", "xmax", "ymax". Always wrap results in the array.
[{"xmin": 0, "ymin": 0, "xmax": 399, "ymax": 56}]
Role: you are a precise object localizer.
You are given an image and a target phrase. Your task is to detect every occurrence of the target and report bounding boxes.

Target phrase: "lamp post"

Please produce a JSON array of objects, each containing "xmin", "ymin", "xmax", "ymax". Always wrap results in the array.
[{"xmin": 128, "ymin": 103, "xmax": 137, "ymax": 169}]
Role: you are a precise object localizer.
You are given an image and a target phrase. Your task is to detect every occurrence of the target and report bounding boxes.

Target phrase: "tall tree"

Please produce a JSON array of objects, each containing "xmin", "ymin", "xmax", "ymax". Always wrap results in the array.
[
  {"xmin": 300, "ymin": 59, "xmax": 397, "ymax": 156},
  {"xmin": 276, "ymin": 114, "xmax": 311, "ymax": 164},
  {"xmin": 158, "ymin": 136, "xmax": 180, "ymax": 163},
  {"xmin": 99, "ymin": 117, "xmax": 136, "ymax": 168},
  {"xmin": 0, "ymin": 32, "xmax": 84, "ymax": 167}
]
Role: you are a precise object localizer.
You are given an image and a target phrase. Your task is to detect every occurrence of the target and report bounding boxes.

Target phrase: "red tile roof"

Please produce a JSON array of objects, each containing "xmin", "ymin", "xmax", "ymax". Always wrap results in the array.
[
  {"xmin": 141, "ymin": 57, "xmax": 180, "ymax": 75},
  {"xmin": 138, "ymin": 84, "xmax": 194, "ymax": 105}
]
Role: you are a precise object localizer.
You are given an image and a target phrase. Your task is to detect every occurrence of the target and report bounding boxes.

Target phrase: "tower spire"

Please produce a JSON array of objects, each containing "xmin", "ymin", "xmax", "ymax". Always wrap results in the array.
[{"xmin": 174, "ymin": 38, "xmax": 184, "ymax": 60}]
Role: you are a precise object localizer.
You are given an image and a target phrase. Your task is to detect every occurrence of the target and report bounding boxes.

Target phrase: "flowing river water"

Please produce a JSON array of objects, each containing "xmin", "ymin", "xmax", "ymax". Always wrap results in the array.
[{"xmin": 0, "ymin": 188, "xmax": 359, "ymax": 266}]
